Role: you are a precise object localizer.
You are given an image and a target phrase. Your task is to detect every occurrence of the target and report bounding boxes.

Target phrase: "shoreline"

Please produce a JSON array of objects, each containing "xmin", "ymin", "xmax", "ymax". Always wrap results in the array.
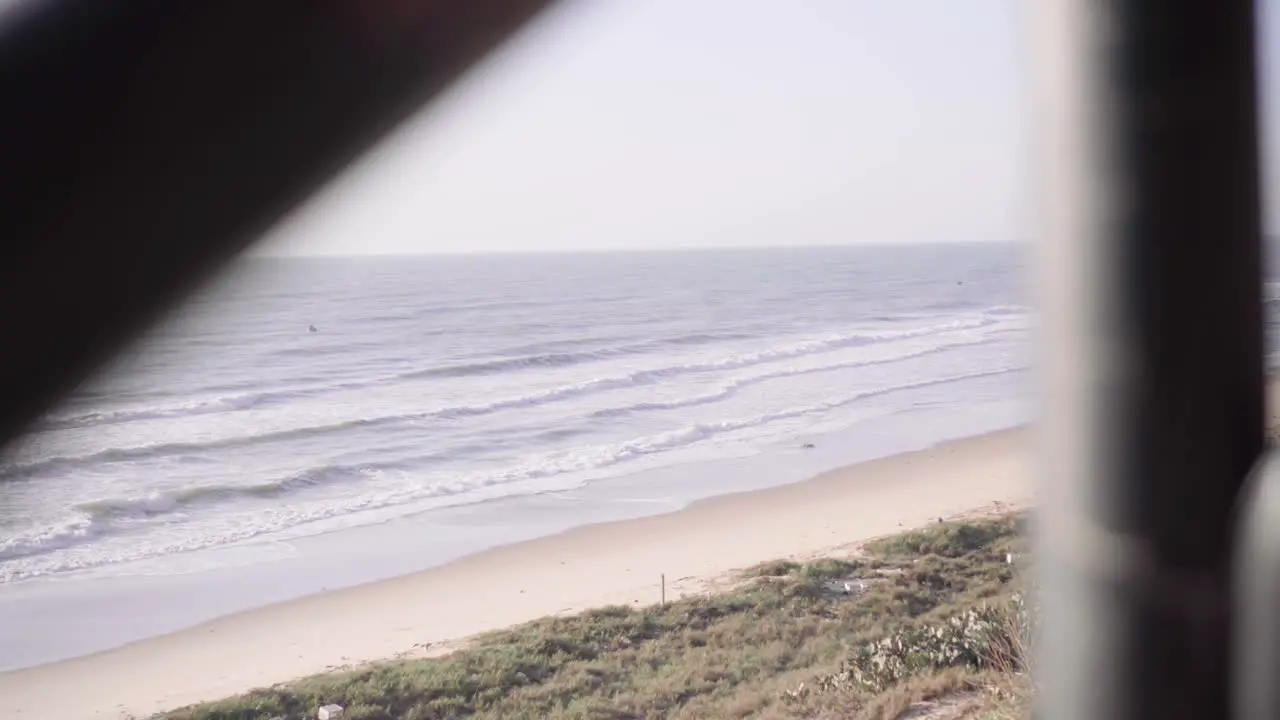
[
  {"xmin": 0, "ymin": 397, "xmax": 1028, "ymax": 674},
  {"xmin": 0, "ymin": 426, "xmax": 1033, "ymax": 719}
]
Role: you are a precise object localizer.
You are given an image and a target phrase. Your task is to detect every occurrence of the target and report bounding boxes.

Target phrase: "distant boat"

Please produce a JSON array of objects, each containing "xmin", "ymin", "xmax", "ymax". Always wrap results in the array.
[{"xmin": 308, "ymin": 325, "xmax": 318, "ymax": 333}]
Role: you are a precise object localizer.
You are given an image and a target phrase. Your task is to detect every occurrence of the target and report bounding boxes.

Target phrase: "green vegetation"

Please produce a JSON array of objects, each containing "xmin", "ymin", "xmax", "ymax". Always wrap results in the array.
[{"xmin": 161, "ymin": 514, "xmax": 1032, "ymax": 720}]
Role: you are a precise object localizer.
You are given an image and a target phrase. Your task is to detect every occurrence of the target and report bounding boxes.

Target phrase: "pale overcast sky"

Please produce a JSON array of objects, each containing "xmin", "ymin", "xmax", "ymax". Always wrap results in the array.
[{"xmin": 258, "ymin": 0, "xmax": 1280, "ymax": 257}]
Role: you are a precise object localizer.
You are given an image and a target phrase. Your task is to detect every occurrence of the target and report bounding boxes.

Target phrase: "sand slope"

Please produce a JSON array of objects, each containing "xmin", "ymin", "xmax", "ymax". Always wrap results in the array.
[{"xmin": 0, "ymin": 428, "xmax": 1033, "ymax": 719}]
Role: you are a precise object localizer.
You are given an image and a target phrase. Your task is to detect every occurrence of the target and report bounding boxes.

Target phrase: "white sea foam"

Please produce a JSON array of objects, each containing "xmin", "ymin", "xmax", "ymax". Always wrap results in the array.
[{"xmin": 0, "ymin": 248, "xmax": 1040, "ymax": 584}]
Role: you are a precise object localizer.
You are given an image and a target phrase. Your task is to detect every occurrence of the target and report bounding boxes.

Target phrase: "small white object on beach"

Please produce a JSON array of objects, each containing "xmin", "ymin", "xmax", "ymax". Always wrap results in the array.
[
  {"xmin": 318, "ymin": 704, "xmax": 345, "ymax": 720},
  {"xmin": 837, "ymin": 579, "xmax": 867, "ymax": 595},
  {"xmin": 1006, "ymin": 553, "xmax": 1015, "ymax": 565}
]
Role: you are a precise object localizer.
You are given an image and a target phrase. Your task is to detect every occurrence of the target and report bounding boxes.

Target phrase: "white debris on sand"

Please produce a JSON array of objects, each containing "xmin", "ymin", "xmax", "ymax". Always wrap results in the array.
[{"xmin": 824, "ymin": 578, "xmax": 869, "ymax": 597}]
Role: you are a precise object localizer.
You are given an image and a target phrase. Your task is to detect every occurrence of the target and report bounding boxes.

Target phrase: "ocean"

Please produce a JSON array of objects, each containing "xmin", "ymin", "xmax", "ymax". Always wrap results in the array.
[{"xmin": 0, "ymin": 244, "xmax": 1036, "ymax": 666}]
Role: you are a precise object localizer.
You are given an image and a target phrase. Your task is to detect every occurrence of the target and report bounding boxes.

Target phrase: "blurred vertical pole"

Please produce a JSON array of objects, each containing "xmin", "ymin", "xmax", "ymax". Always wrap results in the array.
[
  {"xmin": 1235, "ymin": 451, "xmax": 1280, "ymax": 717},
  {"xmin": 1030, "ymin": 1, "xmax": 1264, "ymax": 719}
]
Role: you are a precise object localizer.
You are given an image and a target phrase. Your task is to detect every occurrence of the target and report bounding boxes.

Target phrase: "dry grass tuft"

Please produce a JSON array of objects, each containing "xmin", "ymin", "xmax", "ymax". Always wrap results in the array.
[{"xmin": 159, "ymin": 513, "xmax": 1031, "ymax": 720}]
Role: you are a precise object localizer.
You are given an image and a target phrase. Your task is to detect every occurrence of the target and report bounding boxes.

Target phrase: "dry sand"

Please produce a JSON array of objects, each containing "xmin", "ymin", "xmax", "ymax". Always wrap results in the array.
[{"xmin": 0, "ymin": 428, "xmax": 1034, "ymax": 719}]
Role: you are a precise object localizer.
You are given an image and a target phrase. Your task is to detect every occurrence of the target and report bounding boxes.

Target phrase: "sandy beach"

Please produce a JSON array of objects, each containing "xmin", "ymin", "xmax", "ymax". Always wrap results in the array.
[{"xmin": 0, "ymin": 427, "xmax": 1033, "ymax": 719}]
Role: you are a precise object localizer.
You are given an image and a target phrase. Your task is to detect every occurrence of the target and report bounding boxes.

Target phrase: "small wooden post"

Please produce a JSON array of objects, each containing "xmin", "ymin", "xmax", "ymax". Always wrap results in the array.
[{"xmin": 661, "ymin": 573, "xmax": 666, "ymax": 606}]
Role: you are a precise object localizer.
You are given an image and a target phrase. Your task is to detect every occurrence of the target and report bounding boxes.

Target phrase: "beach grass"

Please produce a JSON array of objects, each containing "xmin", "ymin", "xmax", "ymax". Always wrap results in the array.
[{"xmin": 159, "ymin": 513, "xmax": 1031, "ymax": 720}]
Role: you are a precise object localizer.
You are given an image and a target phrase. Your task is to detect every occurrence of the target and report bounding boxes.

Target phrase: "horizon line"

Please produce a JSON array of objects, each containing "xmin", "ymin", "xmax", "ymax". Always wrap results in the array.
[{"xmin": 247, "ymin": 239, "xmax": 1023, "ymax": 260}]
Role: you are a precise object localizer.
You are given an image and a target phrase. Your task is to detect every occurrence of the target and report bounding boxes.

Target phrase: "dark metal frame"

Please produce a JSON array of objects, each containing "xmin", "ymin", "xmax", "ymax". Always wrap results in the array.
[
  {"xmin": 1033, "ymin": 2, "xmax": 1265, "ymax": 718},
  {"xmin": 0, "ymin": 1, "xmax": 1272, "ymax": 718}
]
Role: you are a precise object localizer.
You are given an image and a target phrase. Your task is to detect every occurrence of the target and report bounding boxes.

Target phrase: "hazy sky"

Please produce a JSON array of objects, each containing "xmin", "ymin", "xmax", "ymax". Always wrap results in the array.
[{"xmin": 259, "ymin": 0, "xmax": 1280, "ymax": 257}]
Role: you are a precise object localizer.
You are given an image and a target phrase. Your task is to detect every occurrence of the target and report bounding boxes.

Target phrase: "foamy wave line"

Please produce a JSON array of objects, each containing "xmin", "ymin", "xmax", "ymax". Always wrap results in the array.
[
  {"xmin": 1, "ymin": 330, "xmax": 1015, "ymax": 479},
  {"xmin": 38, "ymin": 310, "xmax": 1022, "ymax": 433},
  {"xmin": 411, "ymin": 314, "xmax": 1005, "ymax": 381},
  {"xmin": 589, "ymin": 337, "xmax": 999, "ymax": 419},
  {"xmin": 35, "ymin": 331, "xmax": 756, "ymax": 430},
  {"xmin": 0, "ymin": 464, "xmax": 391, "ymax": 565},
  {"xmin": 0, "ymin": 363, "xmax": 1027, "ymax": 582},
  {"xmin": 481, "ymin": 330, "xmax": 758, "ymax": 364},
  {"xmin": 63, "ymin": 371, "xmax": 350, "ymax": 408},
  {"xmin": 0, "ymin": 516, "xmax": 99, "ymax": 567},
  {"xmin": 3, "ymin": 421, "xmax": 598, "ymax": 563},
  {"xmin": 38, "ymin": 380, "xmax": 374, "ymax": 431},
  {"xmin": 983, "ymin": 304, "xmax": 1028, "ymax": 316},
  {"xmin": 394, "ymin": 329, "xmax": 766, "ymax": 381}
]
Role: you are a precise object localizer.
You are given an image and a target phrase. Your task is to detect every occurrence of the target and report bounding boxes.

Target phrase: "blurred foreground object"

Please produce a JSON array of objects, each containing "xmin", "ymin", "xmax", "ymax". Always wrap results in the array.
[
  {"xmin": 0, "ymin": 0, "xmax": 556, "ymax": 448},
  {"xmin": 1032, "ymin": 1, "xmax": 1264, "ymax": 718}
]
